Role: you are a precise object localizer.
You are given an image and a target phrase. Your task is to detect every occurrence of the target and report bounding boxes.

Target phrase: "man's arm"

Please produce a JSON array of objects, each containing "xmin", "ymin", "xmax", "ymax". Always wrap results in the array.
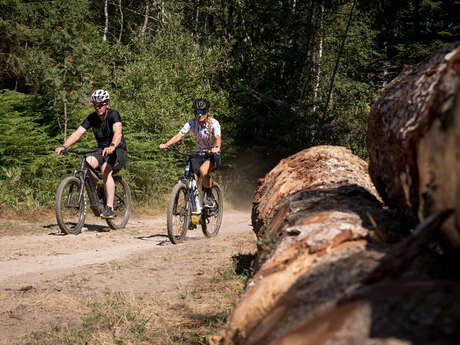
[
  {"xmin": 55, "ymin": 126, "xmax": 87, "ymax": 154},
  {"xmin": 103, "ymin": 122, "xmax": 123, "ymax": 156}
]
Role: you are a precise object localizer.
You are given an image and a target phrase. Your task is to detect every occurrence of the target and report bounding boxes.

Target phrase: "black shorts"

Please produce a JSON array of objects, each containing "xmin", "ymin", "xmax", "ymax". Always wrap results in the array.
[
  {"xmin": 91, "ymin": 148, "xmax": 128, "ymax": 174},
  {"xmin": 191, "ymin": 153, "xmax": 221, "ymax": 178}
]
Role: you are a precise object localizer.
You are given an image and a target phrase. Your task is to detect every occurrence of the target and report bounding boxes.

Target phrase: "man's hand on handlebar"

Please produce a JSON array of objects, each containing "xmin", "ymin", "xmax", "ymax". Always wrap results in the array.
[
  {"xmin": 55, "ymin": 146, "xmax": 67, "ymax": 155},
  {"xmin": 211, "ymin": 147, "xmax": 220, "ymax": 154},
  {"xmin": 102, "ymin": 145, "xmax": 115, "ymax": 156},
  {"xmin": 159, "ymin": 143, "xmax": 169, "ymax": 151}
]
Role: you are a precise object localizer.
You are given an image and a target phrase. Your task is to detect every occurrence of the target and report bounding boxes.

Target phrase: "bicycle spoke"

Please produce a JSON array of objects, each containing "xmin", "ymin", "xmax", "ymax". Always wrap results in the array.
[
  {"xmin": 201, "ymin": 183, "xmax": 223, "ymax": 238},
  {"xmin": 167, "ymin": 183, "xmax": 190, "ymax": 244},
  {"xmin": 106, "ymin": 176, "xmax": 131, "ymax": 230},
  {"xmin": 56, "ymin": 177, "xmax": 86, "ymax": 235}
]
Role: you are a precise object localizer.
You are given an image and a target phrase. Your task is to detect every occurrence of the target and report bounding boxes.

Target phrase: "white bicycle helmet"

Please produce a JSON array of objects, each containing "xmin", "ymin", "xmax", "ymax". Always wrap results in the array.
[{"xmin": 90, "ymin": 89, "xmax": 110, "ymax": 103}]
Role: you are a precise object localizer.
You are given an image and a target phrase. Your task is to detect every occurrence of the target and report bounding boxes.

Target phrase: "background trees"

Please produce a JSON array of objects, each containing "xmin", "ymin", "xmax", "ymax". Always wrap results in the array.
[{"xmin": 0, "ymin": 0, "xmax": 457, "ymax": 209}]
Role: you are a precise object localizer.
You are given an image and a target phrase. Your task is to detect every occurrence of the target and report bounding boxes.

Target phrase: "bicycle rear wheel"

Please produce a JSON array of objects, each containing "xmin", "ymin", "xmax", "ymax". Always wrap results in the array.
[
  {"xmin": 167, "ymin": 182, "xmax": 191, "ymax": 244},
  {"xmin": 106, "ymin": 176, "xmax": 131, "ymax": 230},
  {"xmin": 55, "ymin": 176, "xmax": 86, "ymax": 235},
  {"xmin": 201, "ymin": 182, "xmax": 223, "ymax": 238}
]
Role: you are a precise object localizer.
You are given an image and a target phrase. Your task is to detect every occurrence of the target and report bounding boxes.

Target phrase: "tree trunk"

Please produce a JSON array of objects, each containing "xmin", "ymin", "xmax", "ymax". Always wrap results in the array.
[
  {"xmin": 367, "ymin": 42, "xmax": 460, "ymax": 250},
  {"xmin": 218, "ymin": 145, "xmax": 460, "ymax": 345},
  {"xmin": 297, "ymin": 1, "xmax": 315, "ymax": 109},
  {"xmin": 63, "ymin": 99, "xmax": 67, "ymax": 140},
  {"xmin": 313, "ymin": 5, "xmax": 324, "ymax": 112},
  {"xmin": 194, "ymin": 0, "xmax": 200, "ymax": 34},
  {"xmin": 118, "ymin": 0, "xmax": 124, "ymax": 42},
  {"xmin": 140, "ymin": 0, "xmax": 150, "ymax": 39},
  {"xmin": 103, "ymin": 0, "xmax": 109, "ymax": 41},
  {"xmin": 324, "ymin": 0, "xmax": 356, "ymax": 116}
]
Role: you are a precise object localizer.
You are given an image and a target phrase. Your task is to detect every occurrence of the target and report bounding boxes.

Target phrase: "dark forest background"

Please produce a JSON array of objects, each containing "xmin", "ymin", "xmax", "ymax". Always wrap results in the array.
[{"xmin": 0, "ymin": 0, "xmax": 458, "ymax": 210}]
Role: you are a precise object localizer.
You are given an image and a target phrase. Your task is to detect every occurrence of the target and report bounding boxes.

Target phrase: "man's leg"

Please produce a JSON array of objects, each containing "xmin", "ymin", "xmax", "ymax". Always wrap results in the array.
[
  {"xmin": 99, "ymin": 162, "xmax": 116, "ymax": 219},
  {"xmin": 101, "ymin": 162, "xmax": 115, "ymax": 209},
  {"xmin": 86, "ymin": 156, "xmax": 100, "ymax": 185}
]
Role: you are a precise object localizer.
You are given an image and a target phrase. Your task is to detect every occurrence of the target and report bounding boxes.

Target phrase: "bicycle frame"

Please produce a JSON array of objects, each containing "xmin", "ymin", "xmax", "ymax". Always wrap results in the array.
[
  {"xmin": 67, "ymin": 150, "xmax": 105, "ymax": 216},
  {"xmin": 177, "ymin": 158, "xmax": 198, "ymax": 217},
  {"xmin": 170, "ymin": 147, "xmax": 212, "ymax": 216}
]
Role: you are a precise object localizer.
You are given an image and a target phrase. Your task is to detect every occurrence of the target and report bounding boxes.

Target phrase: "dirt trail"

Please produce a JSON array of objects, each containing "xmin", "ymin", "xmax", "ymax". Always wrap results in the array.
[{"xmin": 0, "ymin": 209, "xmax": 255, "ymax": 344}]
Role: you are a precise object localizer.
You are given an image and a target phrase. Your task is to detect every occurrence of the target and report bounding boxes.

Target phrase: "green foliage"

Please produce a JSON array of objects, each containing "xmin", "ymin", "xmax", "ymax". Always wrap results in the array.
[
  {"xmin": 0, "ymin": 90, "xmax": 61, "ymax": 208},
  {"xmin": 113, "ymin": 29, "xmax": 232, "ymax": 197},
  {"xmin": 0, "ymin": 0, "xmax": 457, "ymax": 210}
]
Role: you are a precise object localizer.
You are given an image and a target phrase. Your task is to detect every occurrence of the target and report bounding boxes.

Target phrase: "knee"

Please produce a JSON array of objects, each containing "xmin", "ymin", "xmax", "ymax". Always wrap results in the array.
[
  {"xmin": 200, "ymin": 167, "xmax": 208, "ymax": 177},
  {"xmin": 86, "ymin": 156, "xmax": 97, "ymax": 167}
]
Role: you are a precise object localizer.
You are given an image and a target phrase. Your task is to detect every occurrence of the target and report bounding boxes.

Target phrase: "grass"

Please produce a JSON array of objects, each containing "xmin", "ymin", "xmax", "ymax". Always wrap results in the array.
[{"xmin": 24, "ymin": 254, "xmax": 253, "ymax": 345}]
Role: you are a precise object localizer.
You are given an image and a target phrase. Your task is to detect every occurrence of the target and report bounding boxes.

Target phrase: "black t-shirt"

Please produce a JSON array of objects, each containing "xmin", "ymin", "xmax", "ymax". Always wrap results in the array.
[{"xmin": 80, "ymin": 108, "xmax": 127, "ymax": 151}]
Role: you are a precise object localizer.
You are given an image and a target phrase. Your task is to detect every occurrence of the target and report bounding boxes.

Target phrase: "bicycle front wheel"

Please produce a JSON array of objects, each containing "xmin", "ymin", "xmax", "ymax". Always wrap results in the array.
[
  {"xmin": 106, "ymin": 176, "xmax": 131, "ymax": 230},
  {"xmin": 55, "ymin": 176, "xmax": 86, "ymax": 235},
  {"xmin": 201, "ymin": 182, "xmax": 223, "ymax": 238},
  {"xmin": 167, "ymin": 182, "xmax": 191, "ymax": 244}
]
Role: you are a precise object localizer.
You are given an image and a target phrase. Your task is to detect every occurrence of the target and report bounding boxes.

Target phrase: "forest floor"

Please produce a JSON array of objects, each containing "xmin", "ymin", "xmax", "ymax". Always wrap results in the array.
[{"xmin": 0, "ymin": 209, "xmax": 256, "ymax": 345}]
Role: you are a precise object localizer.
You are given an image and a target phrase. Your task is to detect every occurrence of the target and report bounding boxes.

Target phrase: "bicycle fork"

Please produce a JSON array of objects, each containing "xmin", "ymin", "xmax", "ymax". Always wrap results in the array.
[{"xmin": 81, "ymin": 168, "xmax": 102, "ymax": 216}]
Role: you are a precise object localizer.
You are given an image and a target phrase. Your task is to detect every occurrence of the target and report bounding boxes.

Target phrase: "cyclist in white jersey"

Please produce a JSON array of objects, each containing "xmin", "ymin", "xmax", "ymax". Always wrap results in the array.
[{"xmin": 159, "ymin": 98, "xmax": 221, "ymax": 213}]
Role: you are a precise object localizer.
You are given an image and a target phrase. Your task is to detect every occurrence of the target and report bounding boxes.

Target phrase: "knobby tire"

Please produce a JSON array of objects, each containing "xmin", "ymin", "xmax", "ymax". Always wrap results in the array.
[
  {"xmin": 167, "ymin": 182, "xmax": 190, "ymax": 244},
  {"xmin": 55, "ymin": 176, "xmax": 86, "ymax": 235},
  {"xmin": 201, "ymin": 182, "xmax": 223, "ymax": 238},
  {"xmin": 106, "ymin": 176, "xmax": 131, "ymax": 230}
]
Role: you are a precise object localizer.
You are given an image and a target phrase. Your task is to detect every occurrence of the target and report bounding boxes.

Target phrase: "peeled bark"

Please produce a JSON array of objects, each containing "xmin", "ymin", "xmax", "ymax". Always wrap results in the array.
[{"xmin": 367, "ymin": 43, "xmax": 460, "ymax": 249}]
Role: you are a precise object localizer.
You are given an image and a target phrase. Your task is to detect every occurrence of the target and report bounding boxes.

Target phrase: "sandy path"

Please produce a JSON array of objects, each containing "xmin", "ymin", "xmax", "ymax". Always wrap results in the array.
[{"xmin": 0, "ymin": 209, "xmax": 255, "ymax": 344}]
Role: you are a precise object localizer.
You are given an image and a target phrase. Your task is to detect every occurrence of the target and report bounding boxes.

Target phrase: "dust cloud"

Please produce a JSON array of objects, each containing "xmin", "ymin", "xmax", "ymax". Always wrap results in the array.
[{"xmin": 216, "ymin": 147, "xmax": 282, "ymax": 210}]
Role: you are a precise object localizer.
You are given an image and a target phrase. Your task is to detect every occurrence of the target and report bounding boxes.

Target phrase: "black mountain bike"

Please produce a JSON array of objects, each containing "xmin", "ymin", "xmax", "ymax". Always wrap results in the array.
[
  {"xmin": 165, "ymin": 147, "xmax": 223, "ymax": 244},
  {"xmin": 55, "ymin": 149, "xmax": 131, "ymax": 235}
]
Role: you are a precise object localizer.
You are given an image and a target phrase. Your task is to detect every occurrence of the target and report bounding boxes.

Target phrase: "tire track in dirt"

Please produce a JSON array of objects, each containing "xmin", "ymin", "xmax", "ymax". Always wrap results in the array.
[{"xmin": 0, "ymin": 209, "xmax": 255, "ymax": 344}]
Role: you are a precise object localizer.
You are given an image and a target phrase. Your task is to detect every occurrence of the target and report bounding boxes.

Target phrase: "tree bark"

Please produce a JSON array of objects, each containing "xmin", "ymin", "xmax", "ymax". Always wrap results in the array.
[
  {"xmin": 312, "ymin": 5, "xmax": 324, "ymax": 112},
  {"xmin": 63, "ymin": 99, "xmax": 67, "ymax": 140},
  {"xmin": 324, "ymin": 0, "xmax": 356, "ymax": 116},
  {"xmin": 218, "ymin": 146, "xmax": 459, "ymax": 345},
  {"xmin": 103, "ymin": 0, "xmax": 109, "ymax": 41},
  {"xmin": 367, "ymin": 42, "xmax": 460, "ymax": 249},
  {"xmin": 140, "ymin": 0, "xmax": 150, "ymax": 39},
  {"xmin": 118, "ymin": 0, "xmax": 124, "ymax": 42}
]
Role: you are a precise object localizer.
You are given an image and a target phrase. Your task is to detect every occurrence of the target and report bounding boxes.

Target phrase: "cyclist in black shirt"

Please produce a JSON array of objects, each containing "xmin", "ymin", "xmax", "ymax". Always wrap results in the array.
[{"xmin": 55, "ymin": 90, "xmax": 128, "ymax": 219}]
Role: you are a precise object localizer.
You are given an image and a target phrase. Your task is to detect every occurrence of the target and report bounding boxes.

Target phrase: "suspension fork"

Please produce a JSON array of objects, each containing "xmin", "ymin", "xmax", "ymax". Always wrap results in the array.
[
  {"xmin": 83, "ymin": 168, "xmax": 99, "ymax": 207},
  {"xmin": 187, "ymin": 178, "xmax": 196, "ymax": 212}
]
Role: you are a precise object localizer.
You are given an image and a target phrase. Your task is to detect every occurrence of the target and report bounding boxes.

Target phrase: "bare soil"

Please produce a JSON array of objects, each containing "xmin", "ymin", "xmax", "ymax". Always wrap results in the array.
[{"xmin": 0, "ymin": 209, "xmax": 256, "ymax": 344}]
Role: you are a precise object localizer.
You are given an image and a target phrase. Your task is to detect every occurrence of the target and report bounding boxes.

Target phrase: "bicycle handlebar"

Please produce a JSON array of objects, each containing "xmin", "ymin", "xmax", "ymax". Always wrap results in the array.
[
  {"xmin": 164, "ymin": 147, "xmax": 213, "ymax": 158},
  {"xmin": 61, "ymin": 149, "xmax": 100, "ymax": 156}
]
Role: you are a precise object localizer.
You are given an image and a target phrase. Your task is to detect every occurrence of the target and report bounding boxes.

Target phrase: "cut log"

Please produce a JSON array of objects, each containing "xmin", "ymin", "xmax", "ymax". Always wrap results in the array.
[
  {"xmin": 219, "ymin": 145, "xmax": 458, "ymax": 345},
  {"xmin": 221, "ymin": 146, "xmax": 404, "ymax": 345},
  {"xmin": 367, "ymin": 43, "xmax": 460, "ymax": 249}
]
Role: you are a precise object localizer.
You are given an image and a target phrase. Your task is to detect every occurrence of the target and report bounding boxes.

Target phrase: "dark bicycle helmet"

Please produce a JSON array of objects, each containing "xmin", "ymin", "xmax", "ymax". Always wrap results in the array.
[{"xmin": 192, "ymin": 98, "xmax": 210, "ymax": 110}]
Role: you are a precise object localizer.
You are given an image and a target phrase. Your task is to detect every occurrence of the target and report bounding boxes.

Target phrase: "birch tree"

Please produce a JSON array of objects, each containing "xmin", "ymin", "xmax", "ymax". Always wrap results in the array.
[{"xmin": 103, "ymin": 0, "xmax": 109, "ymax": 41}]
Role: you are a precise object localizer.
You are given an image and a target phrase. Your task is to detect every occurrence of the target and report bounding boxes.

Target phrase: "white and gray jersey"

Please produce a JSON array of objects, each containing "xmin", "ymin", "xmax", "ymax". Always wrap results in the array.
[{"xmin": 180, "ymin": 118, "xmax": 221, "ymax": 151}]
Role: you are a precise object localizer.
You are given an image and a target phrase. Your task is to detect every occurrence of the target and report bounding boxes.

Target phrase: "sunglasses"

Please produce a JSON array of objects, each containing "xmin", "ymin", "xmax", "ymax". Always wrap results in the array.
[
  {"xmin": 94, "ymin": 102, "xmax": 108, "ymax": 109},
  {"xmin": 194, "ymin": 109, "xmax": 207, "ymax": 116}
]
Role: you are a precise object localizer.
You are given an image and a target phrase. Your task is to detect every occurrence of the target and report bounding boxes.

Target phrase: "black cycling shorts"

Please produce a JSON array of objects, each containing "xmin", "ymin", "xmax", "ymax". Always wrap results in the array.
[
  {"xmin": 191, "ymin": 153, "xmax": 221, "ymax": 178},
  {"xmin": 91, "ymin": 148, "xmax": 128, "ymax": 174}
]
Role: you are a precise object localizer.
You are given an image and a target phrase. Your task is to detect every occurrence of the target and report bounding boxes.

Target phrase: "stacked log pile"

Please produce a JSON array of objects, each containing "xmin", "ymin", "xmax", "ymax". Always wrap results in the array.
[{"xmin": 216, "ymin": 43, "xmax": 460, "ymax": 345}]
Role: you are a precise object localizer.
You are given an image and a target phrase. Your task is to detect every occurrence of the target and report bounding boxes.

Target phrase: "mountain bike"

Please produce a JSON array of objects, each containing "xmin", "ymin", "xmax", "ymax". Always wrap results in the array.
[
  {"xmin": 164, "ymin": 147, "xmax": 223, "ymax": 244},
  {"xmin": 55, "ymin": 149, "xmax": 131, "ymax": 235}
]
